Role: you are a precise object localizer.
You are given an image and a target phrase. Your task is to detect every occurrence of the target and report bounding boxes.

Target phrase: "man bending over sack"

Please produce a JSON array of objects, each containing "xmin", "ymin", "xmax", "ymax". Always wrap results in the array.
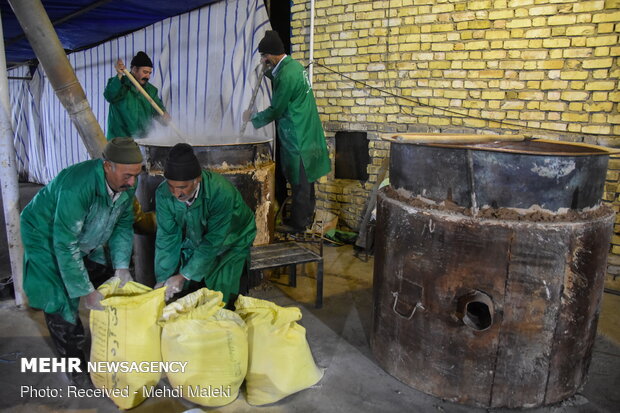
[
  {"xmin": 20, "ymin": 138, "xmax": 143, "ymax": 388},
  {"xmin": 154, "ymin": 143, "xmax": 256, "ymax": 306}
]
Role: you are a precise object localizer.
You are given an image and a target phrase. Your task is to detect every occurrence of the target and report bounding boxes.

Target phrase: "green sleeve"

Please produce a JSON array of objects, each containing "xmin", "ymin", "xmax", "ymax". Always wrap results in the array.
[
  {"xmin": 103, "ymin": 76, "xmax": 128, "ymax": 104},
  {"xmin": 180, "ymin": 186, "xmax": 235, "ymax": 282},
  {"xmin": 251, "ymin": 71, "xmax": 295, "ymax": 129},
  {"xmin": 154, "ymin": 189, "xmax": 183, "ymax": 283},
  {"xmin": 107, "ymin": 193, "xmax": 135, "ymax": 269},
  {"xmin": 52, "ymin": 189, "xmax": 94, "ymax": 299}
]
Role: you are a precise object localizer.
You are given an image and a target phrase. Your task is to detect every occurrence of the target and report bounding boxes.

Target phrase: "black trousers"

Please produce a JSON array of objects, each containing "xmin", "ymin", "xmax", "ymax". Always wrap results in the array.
[
  {"xmin": 44, "ymin": 258, "xmax": 113, "ymax": 378},
  {"xmin": 289, "ymin": 161, "xmax": 316, "ymax": 230},
  {"xmin": 44, "ymin": 312, "xmax": 88, "ymax": 377}
]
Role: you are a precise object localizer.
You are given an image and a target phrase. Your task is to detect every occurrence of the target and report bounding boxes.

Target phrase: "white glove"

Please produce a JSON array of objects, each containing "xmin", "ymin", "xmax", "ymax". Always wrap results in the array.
[
  {"xmin": 162, "ymin": 274, "xmax": 186, "ymax": 301},
  {"xmin": 114, "ymin": 268, "xmax": 132, "ymax": 288},
  {"xmin": 84, "ymin": 290, "xmax": 104, "ymax": 311}
]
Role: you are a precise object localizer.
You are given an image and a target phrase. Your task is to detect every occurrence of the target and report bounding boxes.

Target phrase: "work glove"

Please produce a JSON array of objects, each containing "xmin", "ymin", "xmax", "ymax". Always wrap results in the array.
[
  {"xmin": 115, "ymin": 58, "xmax": 126, "ymax": 77},
  {"xmin": 155, "ymin": 274, "xmax": 187, "ymax": 301},
  {"xmin": 84, "ymin": 290, "xmax": 104, "ymax": 311},
  {"xmin": 242, "ymin": 109, "xmax": 255, "ymax": 123},
  {"xmin": 157, "ymin": 112, "xmax": 171, "ymax": 126},
  {"xmin": 114, "ymin": 268, "xmax": 132, "ymax": 288}
]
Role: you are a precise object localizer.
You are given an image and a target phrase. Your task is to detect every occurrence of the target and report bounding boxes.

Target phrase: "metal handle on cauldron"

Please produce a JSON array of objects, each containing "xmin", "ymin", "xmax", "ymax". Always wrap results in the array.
[
  {"xmin": 121, "ymin": 69, "xmax": 184, "ymax": 139},
  {"xmin": 391, "ymin": 291, "xmax": 425, "ymax": 320}
]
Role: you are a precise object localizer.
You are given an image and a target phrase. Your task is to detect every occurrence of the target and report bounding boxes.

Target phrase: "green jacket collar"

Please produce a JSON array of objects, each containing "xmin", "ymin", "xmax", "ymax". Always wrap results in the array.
[
  {"xmin": 188, "ymin": 170, "xmax": 208, "ymax": 209},
  {"xmin": 165, "ymin": 169, "xmax": 208, "ymax": 210},
  {"xmin": 271, "ymin": 55, "xmax": 292, "ymax": 78}
]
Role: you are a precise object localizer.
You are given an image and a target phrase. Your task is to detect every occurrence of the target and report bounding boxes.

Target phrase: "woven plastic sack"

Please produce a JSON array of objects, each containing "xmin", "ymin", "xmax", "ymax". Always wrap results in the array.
[
  {"xmin": 160, "ymin": 288, "xmax": 248, "ymax": 407},
  {"xmin": 89, "ymin": 278, "xmax": 165, "ymax": 409},
  {"xmin": 234, "ymin": 295, "xmax": 323, "ymax": 405}
]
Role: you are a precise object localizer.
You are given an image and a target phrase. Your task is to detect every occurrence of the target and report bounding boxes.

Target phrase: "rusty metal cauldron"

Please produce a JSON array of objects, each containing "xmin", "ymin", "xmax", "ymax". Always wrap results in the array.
[{"xmin": 370, "ymin": 135, "xmax": 616, "ymax": 408}]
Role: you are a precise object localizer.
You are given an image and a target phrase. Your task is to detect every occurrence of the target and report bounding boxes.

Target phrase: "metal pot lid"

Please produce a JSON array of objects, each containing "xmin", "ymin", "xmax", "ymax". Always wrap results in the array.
[{"xmin": 383, "ymin": 134, "xmax": 616, "ymax": 156}]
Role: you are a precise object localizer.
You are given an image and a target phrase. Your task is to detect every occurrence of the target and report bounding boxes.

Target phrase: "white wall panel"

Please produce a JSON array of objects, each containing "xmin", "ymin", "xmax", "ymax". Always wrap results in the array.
[{"xmin": 8, "ymin": 0, "xmax": 274, "ymax": 184}]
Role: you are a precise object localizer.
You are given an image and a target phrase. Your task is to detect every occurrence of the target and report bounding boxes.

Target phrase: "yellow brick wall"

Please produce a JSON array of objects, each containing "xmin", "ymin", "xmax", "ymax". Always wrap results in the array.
[{"xmin": 291, "ymin": 0, "xmax": 619, "ymax": 270}]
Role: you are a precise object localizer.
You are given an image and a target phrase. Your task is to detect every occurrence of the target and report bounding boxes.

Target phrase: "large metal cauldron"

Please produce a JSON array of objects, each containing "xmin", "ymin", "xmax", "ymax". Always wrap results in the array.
[
  {"xmin": 133, "ymin": 137, "xmax": 275, "ymax": 285},
  {"xmin": 389, "ymin": 139, "xmax": 609, "ymax": 210},
  {"xmin": 370, "ymin": 137, "xmax": 615, "ymax": 408}
]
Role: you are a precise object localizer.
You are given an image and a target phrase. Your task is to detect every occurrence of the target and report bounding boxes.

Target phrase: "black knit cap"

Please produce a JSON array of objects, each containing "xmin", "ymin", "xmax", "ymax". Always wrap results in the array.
[
  {"xmin": 258, "ymin": 30, "xmax": 285, "ymax": 55},
  {"xmin": 130, "ymin": 51, "xmax": 153, "ymax": 68},
  {"xmin": 103, "ymin": 137, "xmax": 143, "ymax": 164},
  {"xmin": 164, "ymin": 143, "xmax": 202, "ymax": 181}
]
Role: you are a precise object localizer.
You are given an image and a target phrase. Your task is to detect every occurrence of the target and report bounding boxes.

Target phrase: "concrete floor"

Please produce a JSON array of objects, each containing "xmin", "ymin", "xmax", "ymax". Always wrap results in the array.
[{"xmin": 0, "ymin": 184, "xmax": 619, "ymax": 412}]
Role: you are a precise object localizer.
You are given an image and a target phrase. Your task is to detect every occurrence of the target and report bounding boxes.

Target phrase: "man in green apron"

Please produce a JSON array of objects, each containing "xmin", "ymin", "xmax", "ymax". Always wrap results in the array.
[
  {"xmin": 104, "ymin": 51, "xmax": 164, "ymax": 234},
  {"xmin": 246, "ymin": 30, "xmax": 331, "ymax": 233},
  {"xmin": 104, "ymin": 51, "xmax": 170, "ymax": 140},
  {"xmin": 21, "ymin": 138, "xmax": 143, "ymax": 387},
  {"xmin": 154, "ymin": 143, "xmax": 256, "ymax": 305}
]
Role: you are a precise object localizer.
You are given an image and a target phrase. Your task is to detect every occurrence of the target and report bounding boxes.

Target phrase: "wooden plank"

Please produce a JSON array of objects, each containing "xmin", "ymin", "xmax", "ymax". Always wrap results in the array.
[
  {"xmin": 490, "ymin": 226, "xmax": 565, "ymax": 408},
  {"xmin": 544, "ymin": 215, "xmax": 614, "ymax": 403}
]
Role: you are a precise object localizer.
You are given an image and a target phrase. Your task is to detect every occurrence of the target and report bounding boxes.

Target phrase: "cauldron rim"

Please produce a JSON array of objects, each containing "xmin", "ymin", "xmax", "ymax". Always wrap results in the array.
[{"xmin": 136, "ymin": 136, "xmax": 271, "ymax": 147}]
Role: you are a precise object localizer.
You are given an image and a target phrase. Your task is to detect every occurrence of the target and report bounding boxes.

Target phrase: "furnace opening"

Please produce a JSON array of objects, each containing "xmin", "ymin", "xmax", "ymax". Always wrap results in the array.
[
  {"xmin": 464, "ymin": 301, "xmax": 492, "ymax": 331},
  {"xmin": 457, "ymin": 290, "xmax": 494, "ymax": 331}
]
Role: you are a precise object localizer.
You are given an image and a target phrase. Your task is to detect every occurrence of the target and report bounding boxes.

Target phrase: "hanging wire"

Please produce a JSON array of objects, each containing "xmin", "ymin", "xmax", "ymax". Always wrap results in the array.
[{"xmin": 312, "ymin": 61, "xmax": 614, "ymax": 137}]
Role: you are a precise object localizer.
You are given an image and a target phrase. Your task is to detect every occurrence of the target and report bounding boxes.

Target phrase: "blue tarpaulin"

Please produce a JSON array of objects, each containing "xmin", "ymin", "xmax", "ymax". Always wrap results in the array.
[{"xmin": 1, "ymin": 0, "xmax": 221, "ymax": 65}]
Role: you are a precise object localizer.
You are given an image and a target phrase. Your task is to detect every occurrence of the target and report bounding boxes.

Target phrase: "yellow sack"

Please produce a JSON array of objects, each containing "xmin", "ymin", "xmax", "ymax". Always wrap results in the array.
[
  {"xmin": 160, "ymin": 288, "xmax": 248, "ymax": 407},
  {"xmin": 89, "ymin": 279, "xmax": 165, "ymax": 410},
  {"xmin": 235, "ymin": 295, "xmax": 323, "ymax": 405}
]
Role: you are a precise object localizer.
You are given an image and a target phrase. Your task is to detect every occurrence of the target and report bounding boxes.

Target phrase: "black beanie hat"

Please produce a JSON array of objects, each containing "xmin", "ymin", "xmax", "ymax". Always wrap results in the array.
[
  {"xmin": 164, "ymin": 143, "xmax": 202, "ymax": 181},
  {"xmin": 103, "ymin": 137, "xmax": 143, "ymax": 164},
  {"xmin": 130, "ymin": 51, "xmax": 153, "ymax": 68},
  {"xmin": 258, "ymin": 30, "xmax": 285, "ymax": 55}
]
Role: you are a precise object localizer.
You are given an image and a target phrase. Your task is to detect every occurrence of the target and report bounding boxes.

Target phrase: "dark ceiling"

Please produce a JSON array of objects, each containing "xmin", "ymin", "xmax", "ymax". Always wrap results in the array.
[{"xmin": 1, "ymin": 0, "xmax": 220, "ymax": 66}]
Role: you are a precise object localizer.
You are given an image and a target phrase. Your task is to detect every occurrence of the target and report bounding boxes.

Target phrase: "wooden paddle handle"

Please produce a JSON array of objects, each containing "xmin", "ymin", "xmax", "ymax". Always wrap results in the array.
[
  {"xmin": 122, "ymin": 68, "xmax": 165, "ymax": 116},
  {"xmin": 122, "ymin": 68, "xmax": 185, "ymax": 138}
]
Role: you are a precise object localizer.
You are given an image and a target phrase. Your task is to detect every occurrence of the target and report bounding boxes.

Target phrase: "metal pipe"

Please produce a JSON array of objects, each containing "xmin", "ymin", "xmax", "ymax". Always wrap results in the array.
[
  {"xmin": 0, "ymin": 11, "xmax": 26, "ymax": 306},
  {"xmin": 7, "ymin": 0, "xmax": 106, "ymax": 159},
  {"xmin": 309, "ymin": 0, "xmax": 315, "ymax": 86}
]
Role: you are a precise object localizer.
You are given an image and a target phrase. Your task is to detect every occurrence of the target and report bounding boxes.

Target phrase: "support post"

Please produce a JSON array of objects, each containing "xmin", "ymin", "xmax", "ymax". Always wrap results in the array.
[{"xmin": 0, "ymin": 11, "xmax": 26, "ymax": 306}]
